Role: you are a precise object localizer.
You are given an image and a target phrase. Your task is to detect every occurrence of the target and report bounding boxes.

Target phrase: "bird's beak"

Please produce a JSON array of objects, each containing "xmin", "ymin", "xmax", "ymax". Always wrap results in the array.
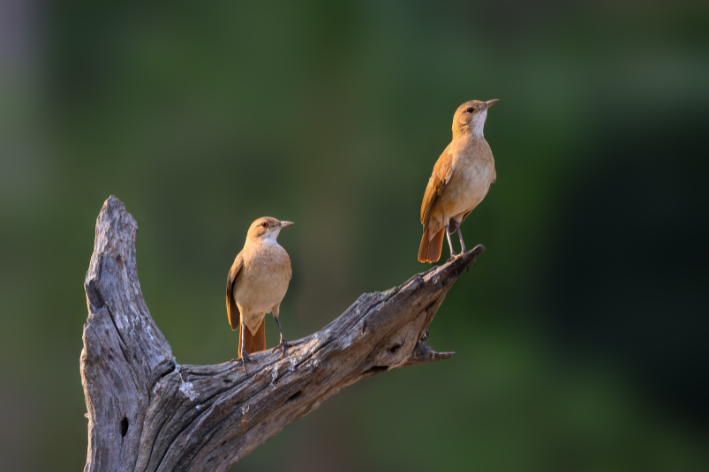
[
  {"xmin": 279, "ymin": 221, "xmax": 294, "ymax": 227},
  {"xmin": 480, "ymin": 99, "xmax": 499, "ymax": 111}
]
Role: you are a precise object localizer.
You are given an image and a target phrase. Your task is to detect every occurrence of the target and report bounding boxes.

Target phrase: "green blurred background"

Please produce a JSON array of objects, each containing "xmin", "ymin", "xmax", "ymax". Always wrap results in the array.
[{"xmin": 1, "ymin": 1, "xmax": 707, "ymax": 471}]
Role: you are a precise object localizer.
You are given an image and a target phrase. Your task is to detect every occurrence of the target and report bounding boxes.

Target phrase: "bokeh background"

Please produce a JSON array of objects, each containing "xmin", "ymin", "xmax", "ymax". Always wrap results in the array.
[{"xmin": 1, "ymin": 1, "xmax": 708, "ymax": 471}]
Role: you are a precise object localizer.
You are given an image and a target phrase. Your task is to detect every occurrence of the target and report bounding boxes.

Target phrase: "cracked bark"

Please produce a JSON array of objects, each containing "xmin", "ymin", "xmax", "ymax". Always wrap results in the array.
[{"xmin": 81, "ymin": 196, "xmax": 485, "ymax": 472}]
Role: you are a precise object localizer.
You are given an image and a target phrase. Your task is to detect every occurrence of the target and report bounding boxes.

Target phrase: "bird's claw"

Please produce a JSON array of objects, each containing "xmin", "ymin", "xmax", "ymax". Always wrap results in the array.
[
  {"xmin": 464, "ymin": 257, "xmax": 477, "ymax": 273},
  {"xmin": 278, "ymin": 340, "xmax": 289, "ymax": 359},
  {"xmin": 239, "ymin": 351, "xmax": 255, "ymax": 374}
]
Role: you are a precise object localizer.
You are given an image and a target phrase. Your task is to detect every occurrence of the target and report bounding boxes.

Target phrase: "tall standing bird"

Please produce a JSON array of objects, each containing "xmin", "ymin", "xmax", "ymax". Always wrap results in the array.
[
  {"xmin": 226, "ymin": 217, "xmax": 293, "ymax": 371},
  {"xmin": 418, "ymin": 99, "xmax": 499, "ymax": 263}
]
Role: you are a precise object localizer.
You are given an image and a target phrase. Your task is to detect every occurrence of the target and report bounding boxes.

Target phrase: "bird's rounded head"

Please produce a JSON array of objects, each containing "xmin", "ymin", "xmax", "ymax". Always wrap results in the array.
[
  {"xmin": 247, "ymin": 217, "xmax": 294, "ymax": 241},
  {"xmin": 453, "ymin": 99, "xmax": 499, "ymax": 138}
]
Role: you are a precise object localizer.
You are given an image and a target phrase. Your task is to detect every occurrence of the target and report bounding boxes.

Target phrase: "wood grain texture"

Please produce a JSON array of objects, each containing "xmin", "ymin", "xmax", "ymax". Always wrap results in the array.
[{"xmin": 81, "ymin": 196, "xmax": 484, "ymax": 472}]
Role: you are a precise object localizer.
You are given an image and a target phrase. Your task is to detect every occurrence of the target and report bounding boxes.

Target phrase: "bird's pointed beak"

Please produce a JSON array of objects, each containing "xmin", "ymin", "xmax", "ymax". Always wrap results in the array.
[
  {"xmin": 480, "ymin": 99, "xmax": 499, "ymax": 111},
  {"xmin": 279, "ymin": 221, "xmax": 294, "ymax": 227}
]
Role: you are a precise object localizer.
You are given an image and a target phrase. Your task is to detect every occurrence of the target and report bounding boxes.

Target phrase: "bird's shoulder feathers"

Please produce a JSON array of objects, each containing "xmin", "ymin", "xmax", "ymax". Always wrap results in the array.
[
  {"xmin": 226, "ymin": 251, "xmax": 244, "ymax": 330},
  {"xmin": 420, "ymin": 143, "xmax": 455, "ymax": 226}
]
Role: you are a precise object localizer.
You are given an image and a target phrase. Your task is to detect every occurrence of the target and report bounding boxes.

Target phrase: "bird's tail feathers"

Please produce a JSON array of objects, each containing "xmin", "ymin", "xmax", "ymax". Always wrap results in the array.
[
  {"xmin": 418, "ymin": 227, "xmax": 444, "ymax": 263},
  {"xmin": 239, "ymin": 319, "xmax": 267, "ymax": 356}
]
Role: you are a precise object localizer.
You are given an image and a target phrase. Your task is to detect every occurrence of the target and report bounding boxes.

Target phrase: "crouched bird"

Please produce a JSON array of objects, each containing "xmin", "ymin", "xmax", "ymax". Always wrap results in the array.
[
  {"xmin": 418, "ymin": 99, "xmax": 498, "ymax": 263},
  {"xmin": 226, "ymin": 217, "xmax": 293, "ymax": 371}
]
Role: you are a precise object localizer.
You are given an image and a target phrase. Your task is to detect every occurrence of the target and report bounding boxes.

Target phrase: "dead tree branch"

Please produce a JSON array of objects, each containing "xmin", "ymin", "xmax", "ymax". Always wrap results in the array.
[{"xmin": 81, "ymin": 196, "xmax": 484, "ymax": 472}]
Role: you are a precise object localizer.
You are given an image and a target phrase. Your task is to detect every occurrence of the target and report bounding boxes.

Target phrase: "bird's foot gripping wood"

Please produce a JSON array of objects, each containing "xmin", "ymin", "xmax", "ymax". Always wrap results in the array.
[
  {"xmin": 277, "ymin": 340, "xmax": 289, "ymax": 359},
  {"xmin": 448, "ymin": 248, "xmax": 480, "ymax": 271},
  {"xmin": 273, "ymin": 314, "xmax": 289, "ymax": 359},
  {"xmin": 239, "ymin": 350, "xmax": 256, "ymax": 374},
  {"xmin": 464, "ymin": 249, "xmax": 480, "ymax": 273}
]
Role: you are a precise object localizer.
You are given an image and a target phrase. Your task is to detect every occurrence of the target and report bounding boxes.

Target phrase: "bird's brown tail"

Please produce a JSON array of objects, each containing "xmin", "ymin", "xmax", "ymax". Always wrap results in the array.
[
  {"xmin": 239, "ymin": 319, "xmax": 267, "ymax": 356},
  {"xmin": 418, "ymin": 228, "xmax": 445, "ymax": 263}
]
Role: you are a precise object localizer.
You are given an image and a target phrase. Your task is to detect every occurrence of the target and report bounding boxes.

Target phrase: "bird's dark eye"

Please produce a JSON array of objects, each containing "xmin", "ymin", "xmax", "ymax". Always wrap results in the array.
[
  {"xmin": 466, "ymin": 107, "xmax": 474, "ymax": 113},
  {"xmin": 261, "ymin": 222, "xmax": 268, "ymax": 227}
]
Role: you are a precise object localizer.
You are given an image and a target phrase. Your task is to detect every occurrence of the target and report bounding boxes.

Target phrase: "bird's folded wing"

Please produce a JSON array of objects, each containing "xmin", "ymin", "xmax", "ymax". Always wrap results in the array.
[
  {"xmin": 226, "ymin": 252, "xmax": 244, "ymax": 331},
  {"xmin": 420, "ymin": 149, "xmax": 454, "ymax": 228}
]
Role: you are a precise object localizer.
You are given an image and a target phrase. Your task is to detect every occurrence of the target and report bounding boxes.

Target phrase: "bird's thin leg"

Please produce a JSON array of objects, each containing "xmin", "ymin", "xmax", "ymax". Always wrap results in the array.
[
  {"xmin": 453, "ymin": 220, "xmax": 467, "ymax": 253},
  {"xmin": 272, "ymin": 306, "xmax": 289, "ymax": 358},
  {"xmin": 240, "ymin": 324, "xmax": 254, "ymax": 374},
  {"xmin": 273, "ymin": 313, "xmax": 288, "ymax": 359},
  {"xmin": 445, "ymin": 225, "xmax": 457, "ymax": 258},
  {"xmin": 453, "ymin": 220, "xmax": 476, "ymax": 269}
]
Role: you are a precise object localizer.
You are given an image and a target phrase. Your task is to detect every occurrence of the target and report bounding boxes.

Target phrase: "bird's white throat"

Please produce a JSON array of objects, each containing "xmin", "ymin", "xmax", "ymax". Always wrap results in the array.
[
  {"xmin": 472, "ymin": 109, "xmax": 488, "ymax": 138},
  {"xmin": 263, "ymin": 229, "xmax": 282, "ymax": 243}
]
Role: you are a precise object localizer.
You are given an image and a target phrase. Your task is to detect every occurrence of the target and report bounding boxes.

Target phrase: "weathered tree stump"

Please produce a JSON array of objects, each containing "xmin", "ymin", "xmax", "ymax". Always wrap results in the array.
[{"xmin": 81, "ymin": 196, "xmax": 484, "ymax": 472}]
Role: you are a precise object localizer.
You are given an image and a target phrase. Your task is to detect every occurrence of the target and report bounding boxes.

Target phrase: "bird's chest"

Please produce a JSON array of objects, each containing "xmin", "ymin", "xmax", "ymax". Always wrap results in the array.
[
  {"xmin": 442, "ymin": 154, "xmax": 495, "ymax": 217},
  {"xmin": 235, "ymin": 243, "xmax": 291, "ymax": 316}
]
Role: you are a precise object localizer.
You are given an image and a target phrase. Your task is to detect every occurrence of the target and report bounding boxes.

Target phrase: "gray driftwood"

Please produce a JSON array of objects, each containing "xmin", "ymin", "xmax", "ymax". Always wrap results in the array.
[{"xmin": 81, "ymin": 196, "xmax": 484, "ymax": 472}]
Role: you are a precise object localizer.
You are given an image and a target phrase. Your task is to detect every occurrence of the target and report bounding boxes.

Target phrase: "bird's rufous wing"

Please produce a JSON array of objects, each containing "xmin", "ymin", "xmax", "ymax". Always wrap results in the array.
[
  {"xmin": 420, "ymin": 146, "xmax": 454, "ymax": 230},
  {"xmin": 226, "ymin": 252, "xmax": 244, "ymax": 331}
]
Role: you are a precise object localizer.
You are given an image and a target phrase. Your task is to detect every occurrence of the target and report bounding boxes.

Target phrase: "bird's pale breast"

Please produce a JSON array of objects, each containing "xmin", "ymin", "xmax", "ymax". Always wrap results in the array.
[
  {"xmin": 440, "ymin": 140, "xmax": 495, "ymax": 223},
  {"xmin": 234, "ymin": 241, "xmax": 292, "ymax": 334}
]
